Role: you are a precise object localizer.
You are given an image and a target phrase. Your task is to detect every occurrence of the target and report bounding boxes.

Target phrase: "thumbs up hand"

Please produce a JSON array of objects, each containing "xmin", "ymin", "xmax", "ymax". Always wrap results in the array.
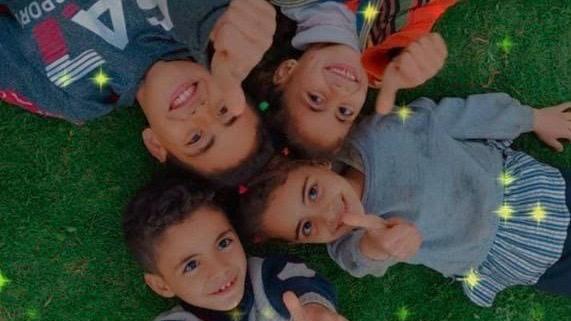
[
  {"xmin": 343, "ymin": 213, "xmax": 422, "ymax": 261},
  {"xmin": 283, "ymin": 292, "xmax": 350, "ymax": 321}
]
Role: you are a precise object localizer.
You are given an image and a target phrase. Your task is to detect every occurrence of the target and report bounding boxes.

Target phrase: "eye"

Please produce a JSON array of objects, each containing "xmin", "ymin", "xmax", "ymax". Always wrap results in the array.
[
  {"xmin": 188, "ymin": 132, "xmax": 202, "ymax": 145},
  {"xmin": 338, "ymin": 106, "xmax": 354, "ymax": 118},
  {"xmin": 218, "ymin": 237, "xmax": 233, "ymax": 250},
  {"xmin": 307, "ymin": 183, "xmax": 319, "ymax": 201},
  {"xmin": 301, "ymin": 221, "xmax": 313, "ymax": 237},
  {"xmin": 183, "ymin": 260, "xmax": 199, "ymax": 274},
  {"xmin": 307, "ymin": 93, "xmax": 324, "ymax": 105}
]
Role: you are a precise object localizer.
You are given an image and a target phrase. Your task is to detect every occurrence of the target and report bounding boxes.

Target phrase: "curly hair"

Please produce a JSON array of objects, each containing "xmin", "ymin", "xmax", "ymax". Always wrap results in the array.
[{"xmin": 122, "ymin": 175, "xmax": 234, "ymax": 273}]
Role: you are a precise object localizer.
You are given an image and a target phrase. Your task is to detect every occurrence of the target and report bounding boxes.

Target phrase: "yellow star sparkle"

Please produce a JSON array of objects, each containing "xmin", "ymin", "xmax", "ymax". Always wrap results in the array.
[
  {"xmin": 260, "ymin": 306, "xmax": 276, "ymax": 320},
  {"xmin": 0, "ymin": 271, "xmax": 10, "ymax": 292},
  {"xmin": 496, "ymin": 202, "xmax": 515, "ymax": 221},
  {"xmin": 395, "ymin": 105, "xmax": 414, "ymax": 124},
  {"xmin": 59, "ymin": 72, "xmax": 73, "ymax": 88},
  {"xmin": 395, "ymin": 306, "xmax": 411, "ymax": 321},
  {"xmin": 498, "ymin": 170, "xmax": 516, "ymax": 187},
  {"xmin": 462, "ymin": 268, "xmax": 481, "ymax": 289},
  {"xmin": 498, "ymin": 36, "xmax": 514, "ymax": 54},
  {"xmin": 227, "ymin": 308, "xmax": 245, "ymax": 321},
  {"xmin": 91, "ymin": 68, "xmax": 111, "ymax": 91},
  {"xmin": 530, "ymin": 202, "xmax": 547, "ymax": 225},
  {"xmin": 362, "ymin": 2, "xmax": 380, "ymax": 23}
]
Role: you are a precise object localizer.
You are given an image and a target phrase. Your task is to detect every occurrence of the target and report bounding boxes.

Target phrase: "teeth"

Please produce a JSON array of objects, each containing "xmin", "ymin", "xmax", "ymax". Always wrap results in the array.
[
  {"xmin": 329, "ymin": 67, "xmax": 357, "ymax": 82},
  {"xmin": 217, "ymin": 279, "xmax": 234, "ymax": 293},
  {"xmin": 172, "ymin": 84, "xmax": 196, "ymax": 109}
]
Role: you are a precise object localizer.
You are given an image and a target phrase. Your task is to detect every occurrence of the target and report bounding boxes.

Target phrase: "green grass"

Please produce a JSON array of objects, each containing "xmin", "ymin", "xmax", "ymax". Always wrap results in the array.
[{"xmin": 1, "ymin": 0, "xmax": 571, "ymax": 320}]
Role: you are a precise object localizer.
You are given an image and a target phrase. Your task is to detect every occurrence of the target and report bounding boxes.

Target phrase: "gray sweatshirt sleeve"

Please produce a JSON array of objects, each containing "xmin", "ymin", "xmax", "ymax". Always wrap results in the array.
[
  {"xmin": 425, "ymin": 93, "xmax": 535, "ymax": 140},
  {"xmin": 327, "ymin": 229, "xmax": 397, "ymax": 278},
  {"xmin": 277, "ymin": 2, "xmax": 360, "ymax": 51}
]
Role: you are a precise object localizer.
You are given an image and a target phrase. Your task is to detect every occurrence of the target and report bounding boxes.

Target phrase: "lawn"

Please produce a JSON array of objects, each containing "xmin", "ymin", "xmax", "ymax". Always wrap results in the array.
[{"xmin": 1, "ymin": 0, "xmax": 570, "ymax": 320}]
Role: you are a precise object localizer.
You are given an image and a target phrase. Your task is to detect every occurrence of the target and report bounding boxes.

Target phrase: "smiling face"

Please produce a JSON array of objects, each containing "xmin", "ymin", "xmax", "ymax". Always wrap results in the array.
[
  {"xmin": 146, "ymin": 206, "xmax": 247, "ymax": 311},
  {"xmin": 138, "ymin": 60, "xmax": 259, "ymax": 175},
  {"xmin": 261, "ymin": 165, "xmax": 365, "ymax": 243},
  {"xmin": 274, "ymin": 44, "xmax": 368, "ymax": 153}
]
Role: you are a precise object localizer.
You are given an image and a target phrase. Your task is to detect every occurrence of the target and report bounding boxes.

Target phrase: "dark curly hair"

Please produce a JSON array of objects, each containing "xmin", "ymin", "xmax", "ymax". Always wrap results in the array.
[{"xmin": 123, "ymin": 175, "xmax": 236, "ymax": 273}]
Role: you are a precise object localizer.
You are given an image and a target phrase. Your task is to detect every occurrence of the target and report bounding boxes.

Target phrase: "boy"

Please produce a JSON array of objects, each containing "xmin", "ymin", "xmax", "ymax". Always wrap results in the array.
[
  {"xmin": 123, "ymin": 176, "xmax": 349, "ymax": 320},
  {"xmin": 0, "ymin": 0, "xmax": 275, "ymax": 185}
]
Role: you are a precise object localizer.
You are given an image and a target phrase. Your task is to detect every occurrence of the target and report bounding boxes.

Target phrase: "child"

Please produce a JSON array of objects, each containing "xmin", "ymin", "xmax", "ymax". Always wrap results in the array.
[
  {"xmin": 123, "ymin": 176, "xmax": 349, "ymax": 321},
  {"xmin": 0, "ymin": 0, "xmax": 276, "ymax": 186},
  {"xmin": 239, "ymin": 93, "xmax": 571, "ymax": 306},
  {"xmin": 246, "ymin": 0, "xmax": 455, "ymax": 157}
]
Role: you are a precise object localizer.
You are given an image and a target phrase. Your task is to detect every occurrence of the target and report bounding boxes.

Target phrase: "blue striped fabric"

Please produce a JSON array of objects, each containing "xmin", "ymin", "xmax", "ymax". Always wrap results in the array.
[{"xmin": 462, "ymin": 145, "xmax": 570, "ymax": 307}]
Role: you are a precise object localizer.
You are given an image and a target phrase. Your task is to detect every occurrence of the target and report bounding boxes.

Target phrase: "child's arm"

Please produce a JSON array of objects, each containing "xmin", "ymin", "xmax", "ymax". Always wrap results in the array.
[
  {"xmin": 376, "ymin": 33, "xmax": 448, "ymax": 115},
  {"xmin": 210, "ymin": 0, "xmax": 276, "ymax": 114},
  {"xmin": 431, "ymin": 93, "xmax": 571, "ymax": 149},
  {"xmin": 283, "ymin": 291, "xmax": 349, "ymax": 321}
]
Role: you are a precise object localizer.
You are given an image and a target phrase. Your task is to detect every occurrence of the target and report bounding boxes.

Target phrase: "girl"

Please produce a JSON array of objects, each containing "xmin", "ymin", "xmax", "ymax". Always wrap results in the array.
[
  {"xmin": 238, "ymin": 93, "xmax": 571, "ymax": 306},
  {"xmin": 246, "ymin": 0, "xmax": 456, "ymax": 157}
]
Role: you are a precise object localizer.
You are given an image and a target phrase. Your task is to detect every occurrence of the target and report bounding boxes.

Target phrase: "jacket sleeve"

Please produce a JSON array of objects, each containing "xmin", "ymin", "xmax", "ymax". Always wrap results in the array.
[
  {"xmin": 327, "ymin": 229, "xmax": 397, "ymax": 278},
  {"xmin": 423, "ymin": 93, "xmax": 535, "ymax": 141},
  {"xmin": 271, "ymin": 0, "xmax": 360, "ymax": 51},
  {"xmin": 258, "ymin": 255, "xmax": 338, "ymax": 319}
]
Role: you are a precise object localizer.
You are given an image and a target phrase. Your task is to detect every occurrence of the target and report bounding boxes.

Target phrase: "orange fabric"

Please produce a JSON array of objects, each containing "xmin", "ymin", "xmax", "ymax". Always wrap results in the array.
[{"xmin": 361, "ymin": 0, "xmax": 458, "ymax": 86}]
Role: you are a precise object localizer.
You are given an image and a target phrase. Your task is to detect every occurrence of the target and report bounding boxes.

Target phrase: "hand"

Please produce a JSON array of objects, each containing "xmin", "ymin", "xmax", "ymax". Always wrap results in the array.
[
  {"xmin": 283, "ymin": 291, "xmax": 349, "ymax": 321},
  {"xmin": 343, "ymin": 214, "xmax": 422, "ymax": 261},
  {"xmin": 210, "ymin": 0, "xmax": 276, "ymax": 115},
  {"xmin": 533, "ymin": 102, "xmax": 571, "ymax": 152},
  {"xmin": 376, "ymin": 33, "xmax": 448, "ymax": 114}
]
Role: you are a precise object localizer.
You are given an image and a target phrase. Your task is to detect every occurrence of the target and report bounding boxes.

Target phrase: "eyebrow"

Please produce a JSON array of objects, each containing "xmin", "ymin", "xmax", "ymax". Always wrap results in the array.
[
  {"xmin": 216, "ymin": 229, "xmax": 233, "ymax": 241},
  {"xmin": 223, "ymin": 115, "xmax": 239, "ymax": 127}
]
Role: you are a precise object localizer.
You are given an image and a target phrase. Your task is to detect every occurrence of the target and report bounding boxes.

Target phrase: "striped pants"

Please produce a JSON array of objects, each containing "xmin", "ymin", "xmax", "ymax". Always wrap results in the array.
[{"xmin": 535, "ymin": 170, "xmax": 571, "ymax": 296}]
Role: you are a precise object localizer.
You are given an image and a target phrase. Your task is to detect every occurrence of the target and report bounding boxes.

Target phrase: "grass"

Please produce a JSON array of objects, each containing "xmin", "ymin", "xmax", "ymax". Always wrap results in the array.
[{"xmin": 1, "ymin": 0, "xmax": 571, "ymax": 320}]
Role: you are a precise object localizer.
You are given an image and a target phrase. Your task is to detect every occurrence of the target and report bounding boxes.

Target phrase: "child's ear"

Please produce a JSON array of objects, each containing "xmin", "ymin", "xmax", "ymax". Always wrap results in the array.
[
  {"xmin": 142, "ymin": 128, "xmax": 167, "ymax": 163},
  {"xmin": 144, "ymin": 273, "xmax": 176, "ymax": 298},
  {"xmin": 273, "ymin": 59, "xmax": 298, "ymax": 85}
]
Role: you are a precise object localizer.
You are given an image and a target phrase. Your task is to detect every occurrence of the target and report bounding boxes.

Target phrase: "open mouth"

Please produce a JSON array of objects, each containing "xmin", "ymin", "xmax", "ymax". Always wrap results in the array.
[
  {"xmin": 209, "ymin": 276, "xmax": 238, "ymax": 296},
  {"xmin": 325, "ymin": 64, "xmax": 359, "ymax": 83},
  {"xmin": 170, "ymin": 82, "xmax": 198, "ymax": 111}
]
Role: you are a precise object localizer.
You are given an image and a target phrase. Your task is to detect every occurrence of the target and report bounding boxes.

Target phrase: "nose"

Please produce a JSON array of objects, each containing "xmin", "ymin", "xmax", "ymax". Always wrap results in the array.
[{"xmin": 206, "ymin": 254, "xmax": 232, "ymax": 281}]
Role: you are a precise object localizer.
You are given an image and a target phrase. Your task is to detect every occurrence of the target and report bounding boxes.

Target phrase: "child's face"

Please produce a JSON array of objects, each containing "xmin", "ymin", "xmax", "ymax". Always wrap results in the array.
[
  {"xmin": 138, "ymin": 60, "xmax": 259, "ymax": 175},
  {"xmin": 261, "ymin": 165, "xmax": 365, "ymax": 243},
  {"xmin": 274, "ymin": 45, "xmax": 368, "ymax": 152},
  {"xmin": 145, "ymin": 206, "xmax": 247, "ymax": 311}
]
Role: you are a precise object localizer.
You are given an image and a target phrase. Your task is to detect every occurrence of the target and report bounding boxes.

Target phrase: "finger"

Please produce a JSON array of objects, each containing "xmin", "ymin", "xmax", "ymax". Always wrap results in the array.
[
  {"xmin": 547, "ymin": 138, "xmax": 564, "ymax": 152},
  {"xmin": 398, "ymin": 53, "xmax": 425, "ymax": 85},
  {"xmin": 384, "ymin": 216, "xmax": 411, "ymax": 227},
  {"xmin": 283, "ymin": 291, "xmax": 306, "ymax": 321},
  {"xmin": 342, "ymin": 213, "xmax": 386, "ymax": 230},
  {"xmin": 375, "ymin": 69, "xmax": 398, "ymax": 114},
  {"xmin": 428, "ymin": 33, "xmax": 448, "ymax": 59},
  {"xmin": 211, "ymin": 53, "xmax": 247, "ymax": 116}
]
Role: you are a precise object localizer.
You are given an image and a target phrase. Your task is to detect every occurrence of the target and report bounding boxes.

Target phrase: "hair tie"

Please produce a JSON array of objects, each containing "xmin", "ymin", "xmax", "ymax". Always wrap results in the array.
[
  {"xmin": 238, "ymin": 184, "xmax": 249, "ymax": 195},
  {"xmin": 258, "ymin": 101, "xmax": 270, "ymax": 112}
]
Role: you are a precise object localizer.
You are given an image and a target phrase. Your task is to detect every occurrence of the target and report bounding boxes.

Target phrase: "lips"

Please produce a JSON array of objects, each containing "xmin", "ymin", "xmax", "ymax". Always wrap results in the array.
[
  {"xmin": 325, "ymin": 64, "xmax": 359, "ymax": 83},
  {"xmin": 209, "ymin": 276, "xmax": 238, "ymax": 296},
  {"xmin": 170, "ymin": 82, "xmax": 198, "ymax": 111}
]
